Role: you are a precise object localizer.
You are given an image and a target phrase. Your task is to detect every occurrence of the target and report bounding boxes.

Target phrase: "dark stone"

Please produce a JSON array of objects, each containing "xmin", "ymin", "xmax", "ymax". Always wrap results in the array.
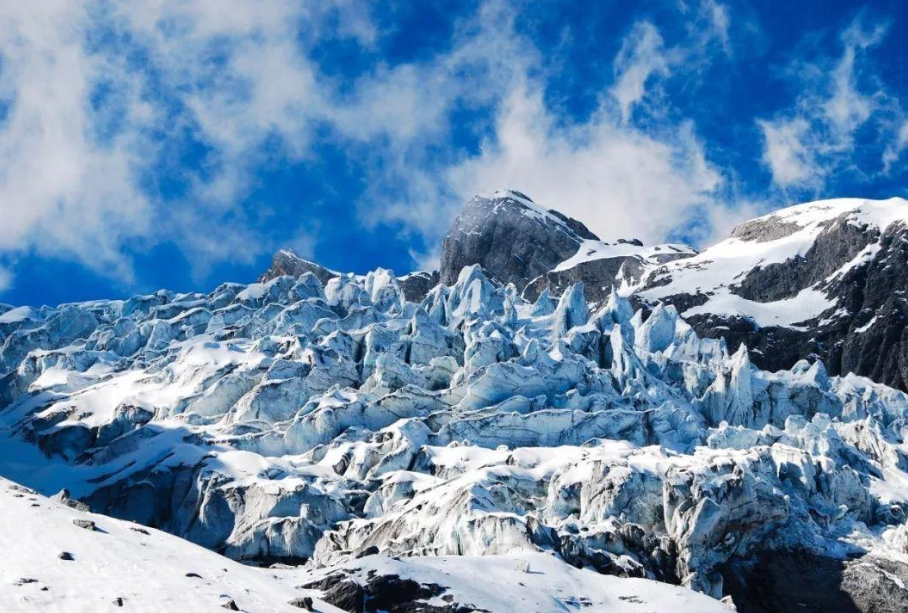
[
  {"xmin": 259, "ymin": 249, "xmax": 339, "ymax": 285},
  {"xmin": 398, "ymin": 271, "xmax": 440, "ymax": 303},
  {"xmin": 523, "ymin": 256, "xmax": 645, "ymax": 304},
  {"xmin": 321, "ymin": 577, "xmax": 366, "ymax": 612},
  {"xmin": 439, "ymin": 191, "xmax": 597, "ymax": 289},
  {"xmin": 720, "ymin": 549, "xmax": 908, "ymax": 613},
  {"xmin": 58, "ymin": 551, "xmax": 75, "ymax": 561},
  {"xmin": 72, "ymin": 519, "xmax": 96, "ymax": 531},
  {"xmin": 113, "ymin": 597, "xmax": 125, "ymax": 607},
  {"xmin": 651, "ymin": 218, "xmax": 908, "ymax": 391},
  {"xmin": 289, "ymin": 596, "xmax": 314, "ymax": 610},
  {"xmin": 222, "ymin": 599, "xmax": 240, "ymax": 611}
]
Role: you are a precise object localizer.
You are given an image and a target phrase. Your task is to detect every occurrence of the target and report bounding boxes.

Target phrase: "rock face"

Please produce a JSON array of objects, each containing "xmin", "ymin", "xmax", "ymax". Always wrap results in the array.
[
  {"xmin": 259, "ymin": 249, "xmax": 339, "ymax": 285},
  {"xmin": 438, "ymin": 190, "xmax": 695, "ymax": 303},
  {"xmin": 641, "ymin": 197, "xmax": 908, "ymax": 391},
  {"xmin": 439, "ymin": 190, "xmax": 599, "ymax": 289}
]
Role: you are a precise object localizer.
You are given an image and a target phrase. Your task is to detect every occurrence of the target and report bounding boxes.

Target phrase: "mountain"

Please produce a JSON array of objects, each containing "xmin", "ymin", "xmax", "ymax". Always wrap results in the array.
[
  {"xmin": 438, "ymin": 192, "xmax": 908, "ymax": 392},
  {"xmin": 438, "ymin": 191, "xmax": 695, "ymax": 303},
  {"xmin": 3, "ymin": 192, "xmax": 908, "ymax": 611},
  {"xmin": 641, "ymin": 197, "xmax": 908, "ymax": 391}
]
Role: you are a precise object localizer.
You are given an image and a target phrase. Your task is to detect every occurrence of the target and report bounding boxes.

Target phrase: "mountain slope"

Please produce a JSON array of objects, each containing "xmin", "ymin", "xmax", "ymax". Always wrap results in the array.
[
  {"xmin": 2, "ymin": 261, "xmax": 908, "ymax": 610},
  {"xmin": 641, "ymin": 197, "xmax": 908, "ymax": 390},
  {"xmin": 0, "ymin": 477, "xmax": 735, "ymax": 613},
  {"xmin": 0, "ymin": 476, "xmax": 341, "ymax": 613},
  {"xmin": 439, "ymin": 190, "xmax": 695, "ymax": 303}
]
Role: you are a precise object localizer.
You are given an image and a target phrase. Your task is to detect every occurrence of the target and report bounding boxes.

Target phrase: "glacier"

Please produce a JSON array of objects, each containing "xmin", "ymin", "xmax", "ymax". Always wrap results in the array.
[{"xmin": 3, "ymin": 192, "xmax": 908, "ymax": 611}]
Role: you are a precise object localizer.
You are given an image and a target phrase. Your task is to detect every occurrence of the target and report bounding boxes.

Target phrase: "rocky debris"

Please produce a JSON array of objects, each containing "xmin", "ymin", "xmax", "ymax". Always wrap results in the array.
[
  {"xmin": 57, "ymin": 551, "xmax": 74, "ymax": 561},
  {"xmin": 289, "ymin": 596, "xmax": 314, "ymax": 610},
  {"xmin": 222, "ymin": 599, "xmax": 240, "ymax": 610},
  {"xmin": 72, "ymin": 519, "xmax": 96, "ymax": 531},
  {"xmin": 308, "ymin": 570, "xmax": 483, "ymax": 613},
  {"xmin": 52, "ymin": 490, "xmax": 91, "ymax": 512},
  {"xmin": 112, "ymin": 597, "xmax": 125, "ymax": 607}
]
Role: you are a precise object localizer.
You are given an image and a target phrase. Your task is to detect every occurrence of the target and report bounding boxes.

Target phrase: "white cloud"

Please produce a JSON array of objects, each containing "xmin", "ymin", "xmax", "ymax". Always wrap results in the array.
[
  {"xmin": 611, "ymin": 22, "xmax": 670, "ymax": 123},
  {"xmin": 883, "ymin": 122, "xmax": 908, "ymax": 172},
  {"xmin": 757, "ymin": 16, "xmax": 891, "ymax": 190},
  {"xmin": 706, "ymin": 1, "xmax": 731, "ymax": 54},
  {"xmin": 0, "ymin": 0, "xmax": 379, "ymax": 287},
  {"xmin": 0, "ymin": 0, "xmax": 758, "ymax": 293},
  {"xmin": 448, "ymin": 82, "xmax": 722, "ymax": 246},
  {"xmin": 0, "ymin": 1, "xmax": 153, "ymax": 281},
  {"xmin": 757, "ymin": 118, "xmax": 817, "ymax": 188}
]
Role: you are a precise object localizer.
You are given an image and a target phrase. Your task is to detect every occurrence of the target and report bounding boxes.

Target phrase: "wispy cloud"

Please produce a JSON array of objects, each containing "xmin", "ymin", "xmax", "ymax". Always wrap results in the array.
[
  {"xmin": 757, "ymin": 14, "xmax": 894, "ymax": 191},
  {"xmin": 611, "ymin": 21, "xmax": 671, "ymax": 123},
  {"xmin": 883, "ymin": 122, "xmax": 908, "ymax": 172}
]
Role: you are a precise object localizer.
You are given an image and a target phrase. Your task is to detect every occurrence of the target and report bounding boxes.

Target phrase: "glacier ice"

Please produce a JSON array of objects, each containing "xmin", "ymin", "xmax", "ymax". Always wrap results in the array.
[{"xmin": 2, "ymin": 264, "xmax": 908, "ymax": 607}]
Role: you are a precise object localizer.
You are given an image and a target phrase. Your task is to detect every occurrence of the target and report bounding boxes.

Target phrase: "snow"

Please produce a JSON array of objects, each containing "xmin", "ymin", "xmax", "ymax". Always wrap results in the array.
[
  {"xmin": 856, "ymin": 315, "xmax": 879, "ymax": 334},
  {"xmin": 0, "ymin": 476, "xmax": 341, "ymax": 613},
  {"xmin": 4, "ymin": 235, "xmax": 908, "ymax": 608},
  {"xmin": 555, "ymin": 239, "xmax": 695, "ymax": 272},
  {"xmin": 316, "ymin": 552, "xmax": 732, "ymax": 613},
  {"xmin": 0, "ymin": 305, "xmax": 37, "ymax": 324},
  {"xmin": 683, "ymin": 287, "xmax": 834, "ymax": 329},
  {"xmin": 641, "ymin": 197, "xmax": 908, "ymax": 327}
]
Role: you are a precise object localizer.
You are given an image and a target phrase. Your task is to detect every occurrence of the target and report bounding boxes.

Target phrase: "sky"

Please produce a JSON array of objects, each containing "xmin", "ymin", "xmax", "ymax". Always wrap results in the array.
[{"xmin": 1, "ymin": 0, "xmax": 907, "ymax": 307}]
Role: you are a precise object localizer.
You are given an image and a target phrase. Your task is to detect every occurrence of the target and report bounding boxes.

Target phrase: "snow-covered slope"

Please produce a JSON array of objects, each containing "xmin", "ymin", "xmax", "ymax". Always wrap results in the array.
[
  {"xmin": 640, "ymin": 196, "xmax": 908, "ymax": 390},
  {"xmin": 4, "ymin": 260, "xmax": 908, "ymax": 610},
  {"xmin": 0, "ymin": 476, "xmax": 733, "ymax": 613},
  {"xmin": 0, "ymin": 476, "xmax": 341, "ymax": 613}
]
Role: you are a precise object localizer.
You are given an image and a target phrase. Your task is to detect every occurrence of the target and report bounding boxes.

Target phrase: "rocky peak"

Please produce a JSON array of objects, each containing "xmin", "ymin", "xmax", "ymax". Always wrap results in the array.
[
  {"xmin": 259, "ymin": 249, "xmax": 339, "ymax": 286},
  {"xmin": 438, "ymin": 190, "xmax": 599, "ymax": 288}
]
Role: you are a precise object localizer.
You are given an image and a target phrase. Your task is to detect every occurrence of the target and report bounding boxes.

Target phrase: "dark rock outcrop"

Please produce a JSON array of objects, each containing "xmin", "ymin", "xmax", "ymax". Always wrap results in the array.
[
  {"xmin": 439, "ymin": 191, "xmax": 598, "ymax": 289},
  {"xmin": 648, "ymin": 209, "xmax": 908, "ymax": 391},
  {"xmin": 259, "ymin": 249, "xmax": 339, "ymax": 286},
  {"xmin": 398, "ymin": 271, "xmax": 439, "ymax": 303},
  {"xmin": 523, "ymin": 256, "xmax": 646, "ymax": 304},
  {"xmin": 720, "ymin": 550, "xmax": 908, "ymax": 613}
]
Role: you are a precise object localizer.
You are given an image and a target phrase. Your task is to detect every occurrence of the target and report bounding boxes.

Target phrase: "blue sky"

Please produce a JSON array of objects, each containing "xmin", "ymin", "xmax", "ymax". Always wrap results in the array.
[{"xmin": 0, "ymin": 0, "xmax": 907, "ymax": 306}]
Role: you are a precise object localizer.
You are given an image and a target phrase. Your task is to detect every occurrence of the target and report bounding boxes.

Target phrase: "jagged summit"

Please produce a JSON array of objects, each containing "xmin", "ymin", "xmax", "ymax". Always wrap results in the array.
[
  {"xmin": 437, "ymin": 190, "xmax": 695, "ymax": 302},
  {"xmin": 438, "ymin": 190, "xmax": 600, "ymax": 289},
  {"xmin": 259, "ymin": 248, "xmax": 340, "ymax": 285}
]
